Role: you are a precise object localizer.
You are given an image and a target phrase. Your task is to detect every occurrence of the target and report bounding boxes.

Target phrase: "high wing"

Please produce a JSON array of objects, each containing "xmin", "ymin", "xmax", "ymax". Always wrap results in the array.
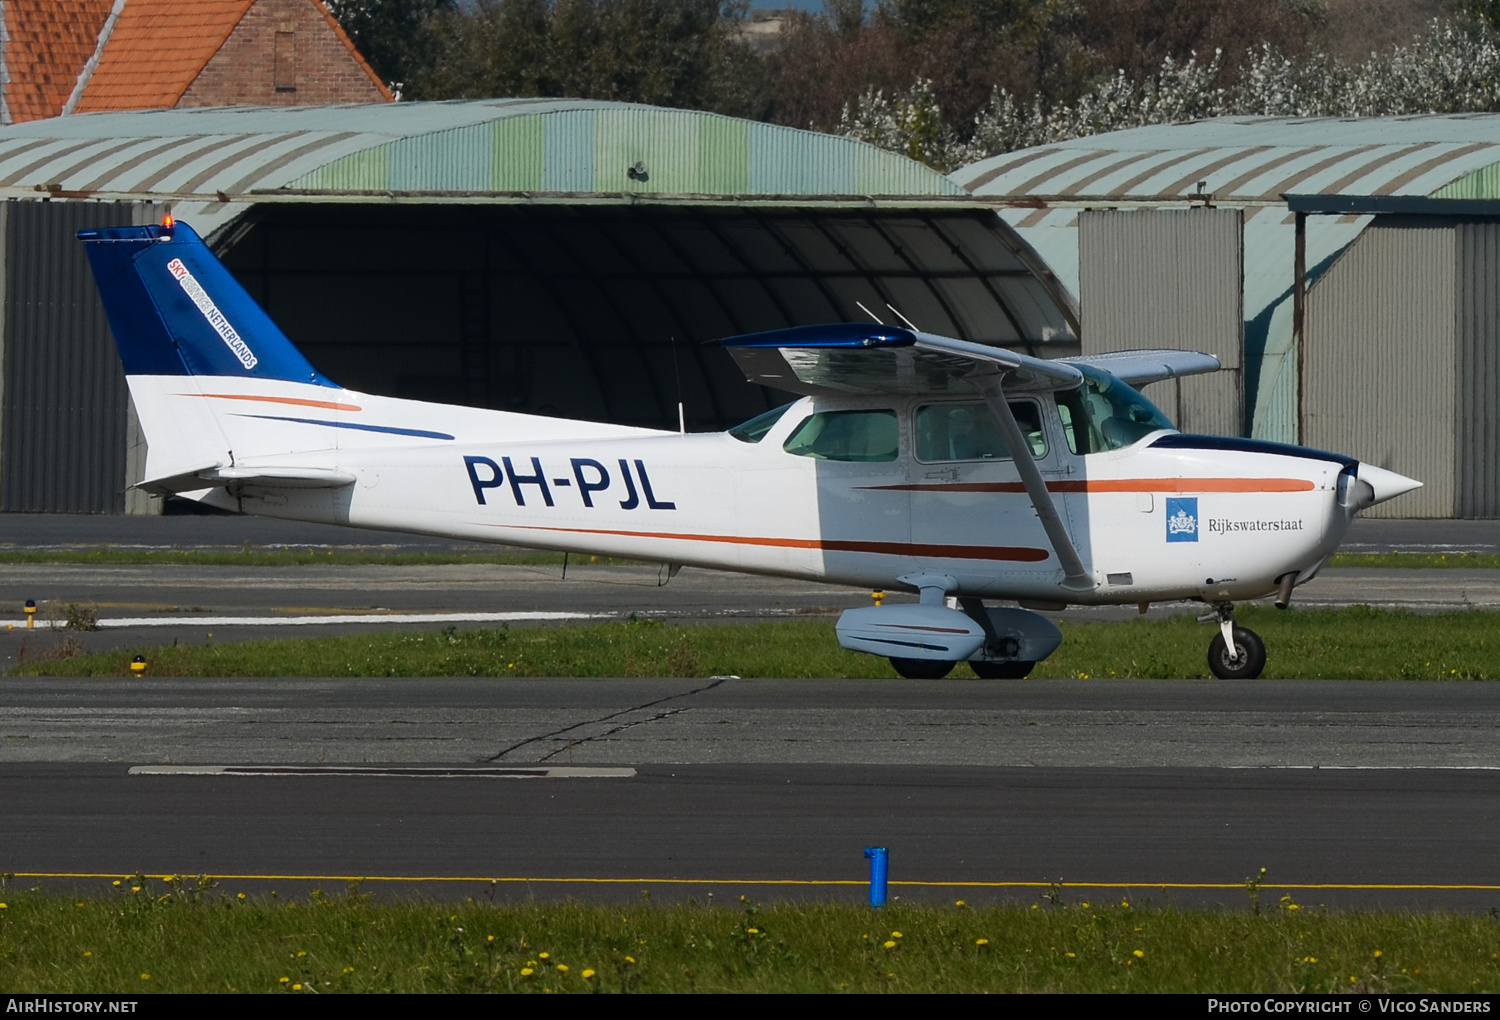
[
  {"xmin": 1060, "ymin": 349, "xmax": 1220, "ymax": 387},
  {"xmin": 721, "ymin": 323, "xmax": 1219, "ymax": 395}
]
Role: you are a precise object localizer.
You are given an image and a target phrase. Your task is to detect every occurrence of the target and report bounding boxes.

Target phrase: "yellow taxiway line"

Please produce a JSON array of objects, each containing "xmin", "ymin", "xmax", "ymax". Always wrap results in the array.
[{"xmin": 10, "ymin": 872, "xmax": 1500, "ymax": 891}]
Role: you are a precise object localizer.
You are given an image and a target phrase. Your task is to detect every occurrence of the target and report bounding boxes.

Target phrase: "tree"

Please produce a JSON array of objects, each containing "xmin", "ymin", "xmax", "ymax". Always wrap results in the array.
[{"xmin": 324, "ymin": 0, "xmax": 456, "ymax": 95}]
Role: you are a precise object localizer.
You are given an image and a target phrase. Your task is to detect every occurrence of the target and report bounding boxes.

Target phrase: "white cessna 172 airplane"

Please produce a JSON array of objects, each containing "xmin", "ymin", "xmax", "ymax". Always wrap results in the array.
[{"xmin": 78, "ymin": 218, "xmax": 1420, "ymax": 680}]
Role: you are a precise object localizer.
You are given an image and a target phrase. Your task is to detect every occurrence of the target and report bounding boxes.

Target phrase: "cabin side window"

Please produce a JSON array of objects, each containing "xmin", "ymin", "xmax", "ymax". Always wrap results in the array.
[
  {"xmin": 782, "ymin": 409, "xmax": 899, "ymax": 462},
  {"xmin": 1055, "ymin": 367, "xmax": 1174, "ymax": 455},
  {"xmin": 914, "ymin": 402, "xmax": 1045, "ymax": 462}
]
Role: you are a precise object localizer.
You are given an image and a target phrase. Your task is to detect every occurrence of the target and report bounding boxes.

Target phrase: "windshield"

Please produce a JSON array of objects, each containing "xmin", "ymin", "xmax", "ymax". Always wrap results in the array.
[
  {"xmin": 1055, "ymin": 366, "xmax": 1174, "ymax": 455},
  {"xmin": 728, "ymin": 403, "xmax": 794, "ymax": 443}
]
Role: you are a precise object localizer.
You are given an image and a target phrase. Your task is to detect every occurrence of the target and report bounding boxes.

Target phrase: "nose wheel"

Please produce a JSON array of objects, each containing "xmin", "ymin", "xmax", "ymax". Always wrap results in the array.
[{"xmin": 1205, "ymin": 604, "xmax": 1266, "ymax": 679}]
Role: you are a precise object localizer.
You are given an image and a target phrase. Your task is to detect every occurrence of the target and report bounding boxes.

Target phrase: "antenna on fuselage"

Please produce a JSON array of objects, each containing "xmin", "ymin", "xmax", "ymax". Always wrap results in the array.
[
  {"xmin": 886, "ymin": 303, "xmax": 921, "ymax": 332},
  {"xmin": 855, "ymin": 301, "xmax": 884, "ymax": 324}
]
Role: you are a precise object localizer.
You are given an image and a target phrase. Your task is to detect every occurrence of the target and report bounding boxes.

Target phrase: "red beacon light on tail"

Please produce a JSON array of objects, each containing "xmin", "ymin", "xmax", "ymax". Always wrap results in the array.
[{"xmin": 161, "ymin": 212, "xmax": 174, "ymax": 236}]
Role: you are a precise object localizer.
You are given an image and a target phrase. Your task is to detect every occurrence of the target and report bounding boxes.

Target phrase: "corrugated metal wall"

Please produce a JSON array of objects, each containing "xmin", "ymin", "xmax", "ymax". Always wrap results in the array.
[
  {"xmin": 1304, "ymin": 218, "xmax": 1455, "ymax": 518},
  {"xmin": 1078, "ymin": 208, "xmax": 1244, "ymax": 435},
  {"xmin": 1457, "ymin": 222, "xmax": 1500, "ymax": 517},
  {"xmin": 0, "ymin": 200, "xmax": 141, "ymax": 513}
]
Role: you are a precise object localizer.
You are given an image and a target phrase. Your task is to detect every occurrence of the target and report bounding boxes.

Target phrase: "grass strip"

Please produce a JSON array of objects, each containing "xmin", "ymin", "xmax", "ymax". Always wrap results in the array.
[
  {"xmin": 0, "ymin": 885, "xmax": 1494, "ymax": 993},
  {"xmin": 0, "ymin": 548, "xmax": 1497, "ymax": 569},
  {"xmin": 13, "ymin": 606, "xmax": 1500, "ymax": 680}
]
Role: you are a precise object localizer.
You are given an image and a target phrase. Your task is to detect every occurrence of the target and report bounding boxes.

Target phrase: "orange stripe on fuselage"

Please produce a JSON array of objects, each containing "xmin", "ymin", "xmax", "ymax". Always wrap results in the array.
[
  {"xmin": 184, "ymin": 393, "xmax": 363, "ymax": 412},
  {"xmin": 500, "ymin": 524, "xmax": 1051, "ymax": 563},
  {"xmin": 863, "ymin": 477, "xmax": 1316, "ymax": 494}
]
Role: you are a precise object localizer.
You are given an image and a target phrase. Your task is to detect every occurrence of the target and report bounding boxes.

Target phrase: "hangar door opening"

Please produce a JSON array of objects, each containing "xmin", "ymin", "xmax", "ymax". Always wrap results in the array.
[
  {"xmin": 219, "ymin": 204, "xmax": 1076, "ymax": 434},
  {"xmin": 1079, "ymin": 208, "xmax": 1244, "ymax": 436}
]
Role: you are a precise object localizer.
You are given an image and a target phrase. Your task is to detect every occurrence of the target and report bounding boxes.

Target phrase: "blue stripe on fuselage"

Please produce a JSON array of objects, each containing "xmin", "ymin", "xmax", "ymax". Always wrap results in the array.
[{"xmin": 233, "ymin": 414, "xmax": 456, "ymax": 441}]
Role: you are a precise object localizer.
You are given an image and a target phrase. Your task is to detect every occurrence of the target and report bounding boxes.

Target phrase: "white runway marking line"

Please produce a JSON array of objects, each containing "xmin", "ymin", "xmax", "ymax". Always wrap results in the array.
[
  {"xmin": 129, "ymin": 765, "xmax": 636, "ymax": 778},
  {"xmin": 93, "ymin": 611, "xmax": 607, "ymax": 628}
]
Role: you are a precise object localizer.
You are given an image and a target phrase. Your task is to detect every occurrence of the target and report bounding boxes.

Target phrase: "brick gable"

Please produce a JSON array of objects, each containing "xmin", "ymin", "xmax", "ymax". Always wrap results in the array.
[
  {"xmin": 75, "ymin": 0, "xmax": 390, "ymax": 113},
  {"xmin": 179, "ymin": 0, "xmax": 391, "ymax": 107}
]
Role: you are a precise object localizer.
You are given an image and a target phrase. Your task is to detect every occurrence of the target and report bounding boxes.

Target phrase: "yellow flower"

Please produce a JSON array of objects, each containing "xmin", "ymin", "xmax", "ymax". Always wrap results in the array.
[
  {"xmin": 1374, "ymin": 950, "xmax": 1383, "ymax": 958},
  {"xmin": 112, "ymin": 881, "xmax": 120, "ymax": 887},
  {"xmin": 955, "ymin": 900, "xmax": 967, "ymax": 908},
  {"xmin": 296, "ymin": 951, "xmax": 306, "ymax": 958},
  {"xmin": 0, "ymin": 904, "xmax": 6, "ymax": 909},
  {"xmin": 539, "ymin": 951, "xmax": 550, "ymax": 959},
  {"xmin": 624, "ymin": 956, "xmax": 636, "ymax": 964},
  {"xmin": 487, "ymin": 935, "xmax": 495, "ymax": 942},
  {"xmin": 747, "ymin": 927, "xmax": 759, "ymax": 934},
  {"xmin": 237, "ymin": 893, "xmax": 246, "ymax": 901},
  {"xmin": 1287, "ymin": 903, "xmax": 1301, "ymax": 911},
  {"xmin": 292, "ymin": 984, "xmax": 302, "ymax": 992},
  {"xmin": 131, "ymin": 886, "xmax": 141, "ymax": 893},
  {"xmin": 1081, "ymin": 902, "xmax": 1090, "ymax": 908},
  {"xmin": 583, "ymin": 969, "xmax": 596, "ymax": 979},
  {"xmin": 1133, "ymin": 950, "xmax": 1145, "ymax": 959},
  {"xmin": 140, "ymin": 974, "xmax": 150, "ymax": 981},
  {"xmin": 279, "ymin": 977, "xmax": 290, "ymax": 984},
  {"xmin": 556, "ymin": 964, "xmax": 569, "ymax": 973},
  {"xmin": 891, "ymin": 931, "xmax": 903, "ymax": 938},
  {"xmin": 1120, "ymin": 900, "xmax": 1129, "ymax": 908},
  {"xmin": 883, "ymin": 941, "xmax": 897, "ymax": 949},
  {"xmin": 343, "ymin": 967, "xmax": 355, "ymax": 974},
  {"xmin": 84, "ymin": 952, "xmax": 92, "ymax": 958},
  {"xmin": 521, "ymin": 968, "xmax": 534, "ymax": 977},
  {"xmin": 975, "ymin": 939, "xmax": 989, "ymax": 946},
  {"xmin": 1066, "ymin": 952, "xmax": 1076, "ymax": 958}
]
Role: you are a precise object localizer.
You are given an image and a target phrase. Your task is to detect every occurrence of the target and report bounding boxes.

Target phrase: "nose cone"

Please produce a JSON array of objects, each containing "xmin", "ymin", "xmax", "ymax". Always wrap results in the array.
[{"xmin": 1359, "ymin": 463, "xmax": 1422, "ymax": 506}]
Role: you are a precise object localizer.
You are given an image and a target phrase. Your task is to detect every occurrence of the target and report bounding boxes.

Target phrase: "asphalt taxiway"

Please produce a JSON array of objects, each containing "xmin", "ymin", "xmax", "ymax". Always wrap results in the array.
[{"xmin": 5, "ymin": 678, "xmax": 1500, "ymax": 909}]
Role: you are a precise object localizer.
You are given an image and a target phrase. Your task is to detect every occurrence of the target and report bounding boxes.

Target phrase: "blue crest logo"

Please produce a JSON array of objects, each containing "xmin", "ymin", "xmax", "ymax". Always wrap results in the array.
[{"xmin": 1166, "ymin": 497, "xmax": 1198, "ymax": 543}]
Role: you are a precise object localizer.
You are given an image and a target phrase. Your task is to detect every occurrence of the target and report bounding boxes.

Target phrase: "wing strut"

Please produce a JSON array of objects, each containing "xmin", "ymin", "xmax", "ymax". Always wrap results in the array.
[{"xmin": 974, "ymin": 372, "xmax": 1096, "ymax": 592}]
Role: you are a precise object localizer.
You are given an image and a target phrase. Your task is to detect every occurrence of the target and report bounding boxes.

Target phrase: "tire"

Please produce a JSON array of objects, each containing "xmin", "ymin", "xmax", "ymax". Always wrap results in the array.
[
  {"xmin": 1207, "ymin": 626, "xmax": 1267, "ymax": 680},
  {"xmin": 889, "ymin": 657, "xmax": 955, "ymax": 679},
  {"xmin": 970, "ymin": 660, "xmax": 1035, "ymax": 679}
]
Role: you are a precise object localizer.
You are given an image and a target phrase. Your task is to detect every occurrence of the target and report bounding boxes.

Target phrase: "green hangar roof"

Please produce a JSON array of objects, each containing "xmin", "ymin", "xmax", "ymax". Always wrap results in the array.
[{"xmin": 0, "ymin": 98, "xmax": 964, "ymax": 207}]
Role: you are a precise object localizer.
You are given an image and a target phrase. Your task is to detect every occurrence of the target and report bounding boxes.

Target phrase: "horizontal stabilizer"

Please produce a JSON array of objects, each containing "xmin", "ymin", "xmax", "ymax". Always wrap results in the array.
[
  {"xmin": 1060, "ymin": 349, "xmax": 1220, "ymax": 387},
  {"xmin": 137, "ymin": 464, "xmax": 356, "ymax": 495}
]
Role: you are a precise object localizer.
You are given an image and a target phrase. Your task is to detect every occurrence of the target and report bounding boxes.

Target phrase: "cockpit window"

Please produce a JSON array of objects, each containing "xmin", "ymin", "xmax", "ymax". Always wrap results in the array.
[
  {"xmin": 783, "ymin": 409, "xmax": 899, "ymax": 462},
  {"xmin": 729, "ymin": 402, "xmax": 793, "ymax": 443},
  {"xmin": 1055, "ymin": 365, "xmax": 1174, "ymax": 455},
  {"xmin": 915, "ymin": 402, "xmax": 1045, "ymax": 462}
]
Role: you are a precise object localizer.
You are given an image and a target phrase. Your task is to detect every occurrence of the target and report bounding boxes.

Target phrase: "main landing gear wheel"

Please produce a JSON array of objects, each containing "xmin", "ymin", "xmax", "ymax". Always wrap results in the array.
[
  {"xmin": 969, "ymin": 660, "xmax": 1036, "ymax": 679},
  {"xmin": 889, "ymin": 657, "xmax": 955, "ymax": 679},
  {"xmin": 1208, "ymin": 626, "xmax": 1266, "ymax": 680}
]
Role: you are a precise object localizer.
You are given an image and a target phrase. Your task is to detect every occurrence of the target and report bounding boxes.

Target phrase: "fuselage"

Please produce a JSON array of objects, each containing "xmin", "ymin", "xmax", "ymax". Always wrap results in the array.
[{"xmin": 143, "ymin": 375, "xmax": 1356, "ymax": 606}]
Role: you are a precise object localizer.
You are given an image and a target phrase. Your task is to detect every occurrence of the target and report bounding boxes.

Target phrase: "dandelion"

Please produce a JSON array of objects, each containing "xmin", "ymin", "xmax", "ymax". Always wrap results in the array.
[
  {"xmin": 131, "ymin": 886, "xmax": 141, "ymax": 893},
  {"xmin": 884, "ymin": 940, "xmax": 897, "ymax": 949},
  {"xmin": 955, "ymin": 900, "xmax": 967, "ymax": 908},
  {"xmin": 1374, "ymin": 950, "xmax": 1383, "ymax": 958},
  {"xmin": 556, "ymin": 964, "xmax": 570, "ymax": 973},
  {"xmin": 140, "ymin": 974, "xmax": 150, "ymax": 981},
  {"xmin": 0, "ymin": 904, "xmax": 6, "ymax": 909},
  {"xmin": 891, "ymin": 931, "xmax": 903, "ymax": 938},
  {"xmin": 296, "ymin": 951, "xmax": 306, "ymax": 958},
  {"xmin": 1081, "ymin": 902, "xmax": 1090, "ymax": 908},
  {"xmin": 84, "ymin": 952, "xmax": 92, "ymax": 958},
  {"xmin": 292, "ymin": 984, "xmax": 302, "ymax": 991},
  {"xmin": 237, "ymin": 893, "xmax": 246, "ymax": 901},
  {"xmin": 487, "ymin": 935, "xmax": 495, "ymax": 943},
  {"xmin": 343, "ymin": 967, "xmax": 355, "ymax": 974},
  {"xmin": 539, "ymin": 952, "xmax": 550, "ymax": 960},
  {"xmin": 1066, "ymin": 952, "xmax": 1076, "ymax": 958},
  {"xmin": 521, "ymin": 968, "xmax": 534, "ymax": 977},
  {"xmin": 1133, "ymin": 950, "xmax": 1145, "ymax": 959},
  {"xmin": 1303, "ymin": 956, "xmax": 1318, "ymax": 963},
  {"xmin": 279, "ymin": 977, "xmax": 290, "ymax": 984},
  {"xmin": 976, "ymin": 939, "xmax": 989, "ymax": 946},
  {"xmin": 748, "ymin": 928, "xmax": 759, "ymax": 934},
  {"xmin": 1288, "ymin": 904, "xmax": 1301, "ymax": 911},
  {"xmin": 583, "ymin": 969, "xmax": 596, "ymax": 979},
  {"xmin": 624, "ymin": 956, "xmax": 636, "ymax": 965},
  {"xmin": 1120, "ymin": 900, "xmax": 1130, "ymax": 908},
  {"xmin": 112, "ymin": 881, "xmax": 120, "ymax": 887}
]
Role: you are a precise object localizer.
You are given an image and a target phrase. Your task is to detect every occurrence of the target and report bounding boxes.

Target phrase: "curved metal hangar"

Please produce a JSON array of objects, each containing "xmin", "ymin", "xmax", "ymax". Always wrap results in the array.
[{"xmin": 0, "ymin": 100, "xmax": 1075, "ymax": 511}]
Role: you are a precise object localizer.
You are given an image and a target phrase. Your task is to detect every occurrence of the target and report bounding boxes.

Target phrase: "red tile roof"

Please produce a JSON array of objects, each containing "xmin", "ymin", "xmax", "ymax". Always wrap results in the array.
[
  {"xmin": 75, "ymin": 0, "xmax": 256, "ymax": 113},
  {"xmin": 3, "ymin": 1, "xmax": 113, "ymax": 123}
]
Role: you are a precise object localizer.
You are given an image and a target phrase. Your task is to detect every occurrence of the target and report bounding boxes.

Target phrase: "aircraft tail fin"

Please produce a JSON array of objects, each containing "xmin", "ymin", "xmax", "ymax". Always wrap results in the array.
[{"xmin": 77, "ymin": 219, "xmax": 333, "ymax": 386}]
